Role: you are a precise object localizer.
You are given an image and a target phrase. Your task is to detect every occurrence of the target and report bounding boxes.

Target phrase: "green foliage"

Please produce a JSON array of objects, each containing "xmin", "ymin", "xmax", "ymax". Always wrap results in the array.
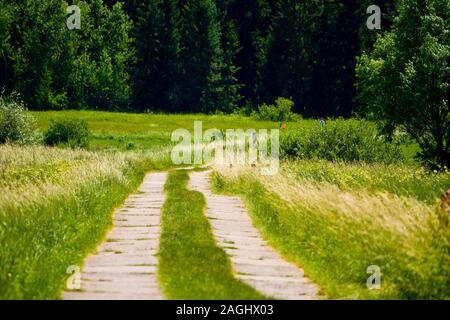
[
  {"xmin": 280, "ymin": 119, "xmax": 402, "ymax": 163},
  {"xmin": 7, "ymin": 0, "xmax": 69, "ymax": 109},
  {"xmin": 261, "ymin": 0, "xmax": 387, "ymax": 117},
  {"xmin": 0, "ymin": 93, "xmax": 41, "ymax": 144},
  {"xmin": 224, "ymin": 0, "xmax": 273, "ymax": 107},
  {"xmin": 0, "ymin": 0, "xmax": 14, "ymax": 88},
  {"xmin": 0, "ymin": 145, "xmax": 158, "ymax": 299},
  {"xmin": 252, "ymin": 97, "xmax": 300, "ymax": 122},
  {"xmin": 216, "ymin": 19, "xmax": 243, "ymax": 113},
  {"xmin": 356, "ymin": 0, "xmax": 450, "ymax": 169},
  {"xmin": 261, "ymin": 0, "xmax": 314, "ymax": 114},
  {"xmin": 133, "ymin": 0, "xmax": 181, "ymax": 111},
  {"xmin": 67, "ymin": 0, "xmax": 134, "ymax": 110},
  {"xmin": 0, "ymin": 0, "xmax": 403, "ymax": 120},
  {"xmin": 44, "ymin": 119, "xmax": 90, "ymax": 148},
  {"xmin": 133, "ymin": 0, "xmax": 240, "ymax": 113},
  {"xmin": 3, "ymin": 0, "xmax": 133, "ymax": 110},
  {"xmin": 179, "ymin": 0, "xmax": 224, "ymax": 113}
]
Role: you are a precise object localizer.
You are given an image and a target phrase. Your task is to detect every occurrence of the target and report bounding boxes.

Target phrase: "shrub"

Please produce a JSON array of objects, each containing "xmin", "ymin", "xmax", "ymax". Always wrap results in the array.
[
  {"xmin": 233, "ymin": 102, "xmax": 254, "ymax": 117},
  {"xmin": 280, "ymin": 119, "xmax": 402, "ymax": 163},
  {"xmin": 0, "ymin": 93, "xmax": 41, "ymax": 144},
  {"xmin": 44, "ymin": 119, "xmax": 90, "ymax": 148},
  {"xmin": 252, "ymin": 97, "xmax": 301, "ymax": 122}
]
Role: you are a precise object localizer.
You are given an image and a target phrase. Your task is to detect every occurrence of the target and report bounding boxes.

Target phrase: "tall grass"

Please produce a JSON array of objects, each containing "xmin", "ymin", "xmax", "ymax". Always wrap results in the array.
[
  {"xmin": 212, "ymin": 162, "xmax": 449, "ymax": 299},
  {"xmin": 282, "ymin": 160, "xmax": 450, "ymax": 205},
  {"xmin": 0, "ymin": 144, "xmax": 172, "ymax": 299}
]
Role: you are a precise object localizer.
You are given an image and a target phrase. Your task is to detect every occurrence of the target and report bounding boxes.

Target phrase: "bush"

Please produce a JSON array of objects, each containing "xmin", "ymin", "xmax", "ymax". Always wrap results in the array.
[
  {"xmin": 233, "ymin": 102, "xmax": 254, "ymax": 117},
  {"xmin": 252, "ymin": 97, "xmax": 301, "ymax": 122},
  {"xmin": 280, "ymin": 119, "xmax": 402, "ymax": 163},
  {"xmin": 0, "ymin": 93, "xmax": 41, "ymax": 144},
  {"xmin": 44, "ymin": 119, "xmax": 90, "ymax": 148}
]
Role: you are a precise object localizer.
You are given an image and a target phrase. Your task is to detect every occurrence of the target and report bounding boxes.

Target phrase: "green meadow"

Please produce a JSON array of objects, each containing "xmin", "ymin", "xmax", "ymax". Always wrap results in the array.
[{"xmin": 0, "ymin": 110, "xmax": 448, "ymax": 299}]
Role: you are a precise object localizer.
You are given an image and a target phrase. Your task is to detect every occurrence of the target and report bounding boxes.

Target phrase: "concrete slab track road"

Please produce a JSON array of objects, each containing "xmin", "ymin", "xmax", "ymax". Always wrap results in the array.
[
  {"xmin": 63, "ymin": 173, "xmax": 167, "ymax": 300},
  {"xmin": 189, "ymin": 170, "xmax": 319, "ymax": 300}
]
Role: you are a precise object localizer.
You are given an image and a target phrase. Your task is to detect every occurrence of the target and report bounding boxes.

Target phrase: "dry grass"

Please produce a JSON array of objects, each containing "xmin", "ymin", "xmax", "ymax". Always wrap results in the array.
[
  {"xmin": 0, "ymin": 144, "xmax": 171, "ymax": 209},
  {"xmin": 0, "ymin": 144, "xmax": 171, "ymax": 299},
  {"xmin": 212, "ymin": 162, "xmax": 449, "ymax": 299}
]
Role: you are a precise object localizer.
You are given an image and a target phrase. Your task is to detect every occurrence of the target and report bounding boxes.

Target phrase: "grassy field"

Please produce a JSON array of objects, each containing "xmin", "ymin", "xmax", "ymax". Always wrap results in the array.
[
  {"xmin": 30, "ymin": 111, "xmax": 286, "ymax": 154},
  {"xmin": 31, "ymin": 110, "xmax": 420, "ymax": 161},
  {"xmin": 1, "ymin": 110, "xmax": 448, "ymax": 299},
  {"xmin": 31, "ymin": 111, "xmax": 292, "ymax": 151},
  {"xmin": 0, "ymin": 144, "xmax": 172, "ymax": 299}
]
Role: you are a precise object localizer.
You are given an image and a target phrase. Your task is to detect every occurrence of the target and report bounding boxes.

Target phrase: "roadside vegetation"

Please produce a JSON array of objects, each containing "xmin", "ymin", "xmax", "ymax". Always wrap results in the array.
[
  {"xmin": 159, "ymin": 170, "xmax": 266, "ymax": 300},
  {"xmin": 0, "ymin": 144, "xmax": 172, "ymax": 299},
  {"xmin": 212, "ymin": 162, "xmax": 449, "ymax": 299},
  {"xmin": 280, "ymin": 119, "xmax": 403, "ymax": 164},
  {"xmin": 0, "ymin": 99, "xmax": 448, "ymax": 299},
  {"xmin": 0, "ymin": 100, "xmax": 173, "ymax": 299}
]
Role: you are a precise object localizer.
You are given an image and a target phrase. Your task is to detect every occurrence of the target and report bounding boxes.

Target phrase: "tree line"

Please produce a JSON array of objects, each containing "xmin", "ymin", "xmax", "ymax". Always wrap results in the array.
[
  {"xmin": 0, "ymin": 0, "xmax": 397, "ymax": 116},
  {"xmin": 0, "ymin": 0, "xmax": 447, "ymax": 166}
]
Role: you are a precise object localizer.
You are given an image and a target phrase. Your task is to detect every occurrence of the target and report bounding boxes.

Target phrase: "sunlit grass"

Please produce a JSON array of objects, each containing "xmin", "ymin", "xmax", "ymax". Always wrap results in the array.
[
  {"xmin": 212, "ymin": 162, "xmax": 449, "ymax": 299},
  {"xmin": 1, "ymin": 110, "xmax": 440, "ymax": 300},
  {"xmin": 30, "ymin": 111, "xmax": 421, "ymax": 162},
  {"xmin": 0, "ymin": 144, "xmax": 172, "ymax": 299},
  {"xmin": 282, "ymin": 159, "xmax": 450, "ymax": 205}
]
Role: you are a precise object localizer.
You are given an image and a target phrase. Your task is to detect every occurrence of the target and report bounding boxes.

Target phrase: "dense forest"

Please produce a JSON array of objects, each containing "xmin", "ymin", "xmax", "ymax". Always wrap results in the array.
[{"xmin": 0, "ymin": 0, "xmax": 398, "ymax": 116}]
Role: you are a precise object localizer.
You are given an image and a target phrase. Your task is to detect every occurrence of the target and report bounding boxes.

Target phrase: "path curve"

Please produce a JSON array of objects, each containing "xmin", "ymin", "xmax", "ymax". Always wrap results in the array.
[
  {"xmin": 63, "ymin": 172, "xmax": 167, "ymax": 300},
  {"xmin": 189, "ymin": 170, "xmax": 319, "ymax": 300}
]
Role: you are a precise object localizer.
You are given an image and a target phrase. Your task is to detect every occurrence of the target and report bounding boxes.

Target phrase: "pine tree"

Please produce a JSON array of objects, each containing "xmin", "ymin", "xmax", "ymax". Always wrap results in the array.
[
  {"xmin": 133, "ymin": 0, "xmax": 181, "ymax": 111},
  {"xmin": 262, "ymin": 0, "xmax": 316, "ymax": 115},
  {"xmin": 178, "ymin": 0, "xmax": 223, "ymax": 113},
  {"xmin": 219, "ymin": 19, "xmax": 243, "ymax": 113},
  {"xmin": 67, "ymin": 0, "xmax": 134, "ymax": 110},
  {"xmin": 0, "ymin": 0, "xmax": 14, "ymax": 91},
  {"xmin": 104, "ymin": 2, "xmax": 134, "ymax": 110},
  {"xmin": 226, "ymin": 0, "xmax": 274, "ymax": 107},
  {"xmin": 262, "ymin": 0, "xmax": 392, "ymax": 117},
  {"xmin": 308, "ymin": 0, "xmax": 360, "ymax": 117}
]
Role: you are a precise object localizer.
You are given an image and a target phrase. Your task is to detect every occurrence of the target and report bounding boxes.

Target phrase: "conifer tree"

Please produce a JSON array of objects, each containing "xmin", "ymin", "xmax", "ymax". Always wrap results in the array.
[
  {"xmin": 133, "ymin": 0, "xmax": 181, "ymax": 111},
  {"xmin": 178, "ymin": 0, "xmax": 223, "ymax": 113},
  {"xmin": 227, "ymin": 0, "xmax": 274, "ymax": 107},
  {"xmin": 219, "ymin": 19, "xmax": 243, "ymax": 113},
  {"xmin": 262, "ymin": 0, "xmax": 316, "ymax": 114},
  {"xmin": 68, "ymin": 0, "xmax": 134, "ymax": 110}
]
